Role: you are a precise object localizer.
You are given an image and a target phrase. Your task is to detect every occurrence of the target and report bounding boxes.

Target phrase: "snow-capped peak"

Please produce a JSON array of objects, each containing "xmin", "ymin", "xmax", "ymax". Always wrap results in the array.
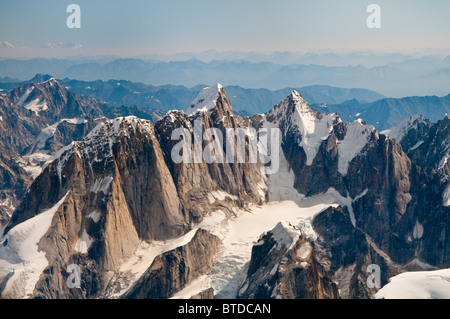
[
  {"xmin": 289, "ymin": 90, "xmax": 308, "ymax": 107},
  {"xmin": 266, "ymin": 90, "xmax": 315, "ymax": 126},
  {"xmin": 381, "ymin": 114, "xmax": 429, "ymax": 142},
  {"xmin": 267, "ymin": 90, "xmax": 340, "ymax": 166},
  {"xmin": 185, "ymin": 83, "xmax": 223, "ymax": 115}
]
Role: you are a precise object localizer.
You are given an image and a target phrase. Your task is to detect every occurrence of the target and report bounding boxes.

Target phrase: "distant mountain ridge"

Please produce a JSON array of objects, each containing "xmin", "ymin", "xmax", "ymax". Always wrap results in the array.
[
  {"xmin": 0, "ymin": 75, "xmax": 384, "ymax": 115},
  {"xmin": 319, "ymin": 94, "xmax": 450, "ymax": 130},
  {"xmin": 5, "ymin": 75, "xmax": 450, "ymax": 132},
  {"xmin": 1, "ymin": 55, "xmax": 450, "ymax": 97}
]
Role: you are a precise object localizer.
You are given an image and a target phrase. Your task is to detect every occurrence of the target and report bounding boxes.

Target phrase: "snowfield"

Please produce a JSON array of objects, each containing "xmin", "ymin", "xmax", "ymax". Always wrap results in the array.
[{"xmin": 376, "ymin": 269, "xmax": 450, "ymax": 299}]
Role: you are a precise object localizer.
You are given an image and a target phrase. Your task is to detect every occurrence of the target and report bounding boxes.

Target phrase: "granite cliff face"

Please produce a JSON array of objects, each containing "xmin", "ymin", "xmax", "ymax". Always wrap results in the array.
[
  {"xmin": 0, "ymin": 77, "xmax": 165, "ymax": 228},
  {"xmin": 155, "ymin": 84, "xmax": 265, "ymax": 223}
]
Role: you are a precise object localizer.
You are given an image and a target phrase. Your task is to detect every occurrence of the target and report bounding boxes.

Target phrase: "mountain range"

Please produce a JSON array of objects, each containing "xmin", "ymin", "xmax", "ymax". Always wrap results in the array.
[
  {"xmin": 4, "ymin": 75, "xmax": 450, "ymax": 132},
  {"xmin": 0, "ymin": 78, "xmax": 450, "ymax": 299},
  {"xmin": 0, "ymin": 75, "xmax": 385, "ymax": 116},
  {"xmin": 2, "ymin": 55, "xmax": 450, "ymax": 97}
]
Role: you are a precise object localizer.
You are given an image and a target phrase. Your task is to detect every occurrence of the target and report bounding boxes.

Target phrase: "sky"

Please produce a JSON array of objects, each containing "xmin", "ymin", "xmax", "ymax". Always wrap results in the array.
[{"xmin": 0, "ymin": 0, "xmax": 450, "ymax": 58}]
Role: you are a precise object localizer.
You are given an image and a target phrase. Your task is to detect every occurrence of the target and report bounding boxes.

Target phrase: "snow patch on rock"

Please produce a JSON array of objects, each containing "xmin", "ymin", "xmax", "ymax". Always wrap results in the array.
[
  {"xmin": 0, "ymin": 192, "xmax": 69, "ymax": 299},
  {"xmin": 337, "ymin": 120, "xmax": 374, "ymax": 175}
]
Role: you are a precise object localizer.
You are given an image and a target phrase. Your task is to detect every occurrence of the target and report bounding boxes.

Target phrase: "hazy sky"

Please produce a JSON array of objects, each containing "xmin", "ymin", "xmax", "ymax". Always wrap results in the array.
[{"xmin": 1, "ymin": 0, "xmax": 450, "ymax": 58}]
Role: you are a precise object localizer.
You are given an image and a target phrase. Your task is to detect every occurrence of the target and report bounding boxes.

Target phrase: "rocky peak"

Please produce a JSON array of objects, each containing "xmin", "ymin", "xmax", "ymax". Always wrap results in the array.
[
  {"xmin": 182, "ymin": 83, "xmax": 237, "ymax": 131},
  {"xmin": 7, "ymin": 78, "xmax": 103, "ymax": 120},
  {"xmin": 185, "ymin": 83, "xmax": 225, "ymax": 115},
  {"xmin": 266, "ymin": 90, "xmax": 341, "ymax": 167},
  {"xmin": 266, "ymin": 90, "xmax": 312, "ymax": 125},
  {"xmin": 393, "ymin": 114, "xmax": 450, "ymax": 174},
  {"xmin": 238, "ymin": 221, "xmax": 339, "ymax": 299}
]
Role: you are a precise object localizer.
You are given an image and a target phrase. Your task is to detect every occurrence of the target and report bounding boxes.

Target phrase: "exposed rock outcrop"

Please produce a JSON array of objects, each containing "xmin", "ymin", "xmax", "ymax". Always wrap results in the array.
[
  {"xmin": 238, "ymin": 222, "xmax": 339, "ymax": 299},
  {"xmin": 312, "ymin": 206, "xmax": 401, "ymax": 299},
  {"xmin": 124, "ymin": 229, "xmax": 220, "ymax": 299}
]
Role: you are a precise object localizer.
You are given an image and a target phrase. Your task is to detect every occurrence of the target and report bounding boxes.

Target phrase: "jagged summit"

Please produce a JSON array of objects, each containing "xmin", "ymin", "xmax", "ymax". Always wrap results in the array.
[
  {"xmin": 185, "ymin": 83, "xmax": 224, "ymax": 115},
  {"xmin": 266, "ymin": 90, "xmax": 341, "ymax": 166},
  {"xmin": 42, "ymin": 116, "xmax": 154, "ymax": 173},
  {"xmin": 266, "ymin": 90, "xmax": 322, "ymax": 125}
]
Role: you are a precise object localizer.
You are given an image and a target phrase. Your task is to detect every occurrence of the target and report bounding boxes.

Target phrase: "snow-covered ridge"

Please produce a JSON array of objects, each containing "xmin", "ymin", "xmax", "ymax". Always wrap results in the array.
[
  {"xmin": 41, "ymin": 77, "xmax": 57, "ymax": 85},
  {"xmin": 42, "ymin": 116, "xmax": 154, "ymax": 177},
  {"xmin": 185, "ymin": 83, "xmax": 223, "ymax": 115},
  {"xmin": 265, "ymin": 221, "xmax": 301, "ymax": 251},
  {"xmin": 381, "ymin": 114, "xmax": 429, "ymax": 142}
]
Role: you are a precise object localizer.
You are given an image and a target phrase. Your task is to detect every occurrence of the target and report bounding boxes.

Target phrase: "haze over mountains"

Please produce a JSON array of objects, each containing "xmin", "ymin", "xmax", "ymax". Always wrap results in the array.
[
  {"xmin": 0, "ymin": 75, "xmax": 384, "ymax": 116},
  {"xmin": 1, "ymin": 51, "xmax": 450, "ymax": 97}
]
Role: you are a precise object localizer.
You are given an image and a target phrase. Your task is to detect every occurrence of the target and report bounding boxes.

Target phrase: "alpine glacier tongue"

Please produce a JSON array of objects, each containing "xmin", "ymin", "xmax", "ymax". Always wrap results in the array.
[{"xmin": 185, "ymin": 83, "xmax": 223, "ymax": 115}]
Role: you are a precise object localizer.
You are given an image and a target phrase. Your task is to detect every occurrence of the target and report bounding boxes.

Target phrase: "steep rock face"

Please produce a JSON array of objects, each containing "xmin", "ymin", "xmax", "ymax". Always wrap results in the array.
[
  {"xmin": 0, "ymin": 78, "xmax": 167, "ymax": 223},
  {"xmin": 238, "ymin": 222, "xmax": 339, "ymax": 299},
  {"xmin": 1, "ymin": 117, "xmax": 188, "ymax": 298},
  {"xmin": 265, "ymin": 92, "xmax": 450, "ymax": 270},
  {"xmin": 312, "ymin": 206, "xmax": 400, "ymax": 299},
  {"xmin": 399, "ymin": 115, "xmax": 450, "ymax": 175},
  {"xmin": 124, "ymin": 229, "xmax": 220, "ymax": 299},
  {"xmin": 7, "ymin": 117, "xmax": 187, "ymax": 239},
  {"xmin": 349, "ymin": 123, "xmax": 450, "ymax": 267},
  {"xmin": 0, "ymin": 84, "xmax": 266, "ymax": 299},
  {"xmin": 0, "ymin": 93, "xmax": 41, "ymax": 223},
  {"xmin": 155, "ymin": 84, "xmax": 265, "ymax": 223}
]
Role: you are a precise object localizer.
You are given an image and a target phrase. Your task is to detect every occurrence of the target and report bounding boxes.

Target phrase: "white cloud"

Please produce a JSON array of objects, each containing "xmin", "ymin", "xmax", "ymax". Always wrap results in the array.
[{"xmin": 46, "ymin": 42, "xmax": 83, "ymax": 49}]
